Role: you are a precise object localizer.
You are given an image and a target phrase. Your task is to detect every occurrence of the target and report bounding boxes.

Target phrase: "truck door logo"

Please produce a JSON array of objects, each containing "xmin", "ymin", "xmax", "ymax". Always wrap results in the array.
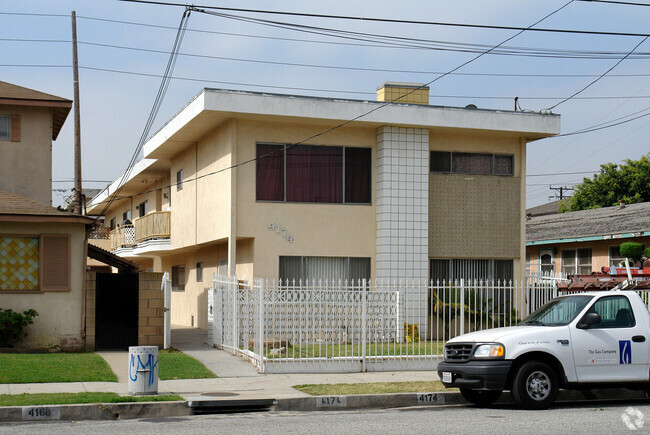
[{"xmin": 619, "ymin": 340, "xmax": 632, "ymax": 364}]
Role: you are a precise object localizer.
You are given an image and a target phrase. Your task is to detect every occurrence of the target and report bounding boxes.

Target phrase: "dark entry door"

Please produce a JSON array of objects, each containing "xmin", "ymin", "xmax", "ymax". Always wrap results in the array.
[{"xmin": 95, "ymin": 273, "xmax": 138, "ymax": 350}]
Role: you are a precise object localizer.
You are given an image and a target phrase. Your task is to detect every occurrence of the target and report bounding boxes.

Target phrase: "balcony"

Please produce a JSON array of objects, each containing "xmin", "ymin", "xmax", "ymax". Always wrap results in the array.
[
  {"xmin": 110, "ymin": 211, "xmax": 171, "ymax": 252},
  {"xmin": 110, "ymin": 225, "xmax": 136, "ymax": 250}
]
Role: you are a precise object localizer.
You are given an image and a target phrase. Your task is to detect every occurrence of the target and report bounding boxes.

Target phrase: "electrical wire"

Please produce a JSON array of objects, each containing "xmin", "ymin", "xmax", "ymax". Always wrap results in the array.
[
  {"xmin": 116, "ymin": 0, "xmax": 650, "ymax": 37},
  {"xmin": 545, "ymin": 36, "xmax": 649, "ymax": 110},
  {"xmin": 89, "ymin": 1, "xmax": 576, "ymax": 211},
  {"xmin": 96, "ymin": 7, "xmax": 191, "ymax": 220},
  {"xmin": 575, "ymin": 0, "xmax": 650, "ymax": 6}
]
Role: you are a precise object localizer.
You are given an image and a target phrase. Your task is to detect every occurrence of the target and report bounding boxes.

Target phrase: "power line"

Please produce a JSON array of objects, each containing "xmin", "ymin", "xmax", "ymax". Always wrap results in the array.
[
  {"xmin": 576, "ymin": 0, "xmax": 650, "ymax": 6},
  {"xmin": 4, "ymin": 63, "xmax": 650, "ymax": 102},
  {"xmin": 7, "ymin": 34, "xmax": 650, "ymax": 61},
  {"xmin": 89, "ymin": 1, "xmax": 575, "ymax": 211},
  {"xmin": 116, "ymin": 0, "xmax": 650, "ymax": 37},
  {"xmin": 553, "ymin": 111, "xmax": 650, "ymax": 136},
  {"xmin": 527, "ymin": 170, "xmax": 599, "ymax": 177},
  {"xmin": 545, "ymin": 36, "xmax": 649, "ymax": 110},
  {"xmin": 97, "ymin": 7, "xmax": 192, "ymax": 220}
]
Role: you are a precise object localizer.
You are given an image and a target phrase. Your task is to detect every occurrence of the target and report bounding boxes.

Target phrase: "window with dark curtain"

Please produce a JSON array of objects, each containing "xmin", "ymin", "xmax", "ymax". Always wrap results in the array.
[
  {"xmin": 345, "ymin": 147, "xmax": 371, "ymax": 203},
  {"xmin": 494, "ymin": 154, "xmax": 514, "ymax": 175},
  {"xmin": 256, "ymin": 144, "xmax": 284, "ymax": 201},
  {"xmin": 286, "ymin": 145, "xmax": 343, "ymax": 203},
  {"xmin": 452, "ymin": 153, "xmax": 492, "ymax": 174}
]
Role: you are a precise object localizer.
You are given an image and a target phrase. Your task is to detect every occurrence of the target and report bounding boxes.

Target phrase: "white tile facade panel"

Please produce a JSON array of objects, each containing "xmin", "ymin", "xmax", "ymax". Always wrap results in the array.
[{"xmin": 376, "ymin": 126, "xmax": 429, "ymax": 335}]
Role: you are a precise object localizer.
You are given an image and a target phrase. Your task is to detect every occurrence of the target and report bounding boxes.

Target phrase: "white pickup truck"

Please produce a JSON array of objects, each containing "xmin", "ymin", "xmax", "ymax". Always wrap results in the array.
[{"xmin": 437, "ymin": 290, "xmax": 650, "ymax": 409}]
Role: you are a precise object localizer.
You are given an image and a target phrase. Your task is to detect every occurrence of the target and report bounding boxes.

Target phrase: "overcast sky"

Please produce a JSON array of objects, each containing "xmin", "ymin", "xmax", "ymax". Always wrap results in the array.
[{"xmin": 3, "ymin": 0, "xmax": 649, "ymax": 207}]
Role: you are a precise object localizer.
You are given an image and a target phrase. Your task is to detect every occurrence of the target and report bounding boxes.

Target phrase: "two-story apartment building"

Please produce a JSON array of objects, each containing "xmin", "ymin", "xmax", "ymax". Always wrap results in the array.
[{"xmin": 88, "ymin": 82, "xmax": 560, "ymax": 329}]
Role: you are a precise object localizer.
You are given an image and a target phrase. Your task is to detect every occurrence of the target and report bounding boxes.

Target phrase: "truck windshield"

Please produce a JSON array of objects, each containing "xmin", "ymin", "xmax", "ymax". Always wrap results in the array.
[{"xmin": 520, "ymin": 295, "xmax": 594, "ymax": 326}]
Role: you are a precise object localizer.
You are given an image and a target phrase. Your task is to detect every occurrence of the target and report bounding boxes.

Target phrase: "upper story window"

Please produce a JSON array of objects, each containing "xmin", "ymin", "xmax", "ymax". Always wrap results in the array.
[
  {"xmin": 0, "ymin": 116, "xmax": 10, "ymax": 140},
  {"xmin": 430, "ymin": 151, "xmax": 514, "ymax": 176},
  {"xmin": 176, "ymin": 169, "xmax": 183, "ymax": 191},
  {"xmin": 109, "ymin": 217, "xmax": 116, "ymax": 230},
  {"xmin": 561, "ymin": 248, "xmax": 592, "ymax": 276},
  {"xmin": 122, "ymin": 209, "xmax": 131, "ymax": 223},
  {"xmin": 256, "ymin": 144, "xmax": 371, "ymax": 204},
  {"xmin": 0, "ymin": 115, "xmax": 20, "ymax": 142}
]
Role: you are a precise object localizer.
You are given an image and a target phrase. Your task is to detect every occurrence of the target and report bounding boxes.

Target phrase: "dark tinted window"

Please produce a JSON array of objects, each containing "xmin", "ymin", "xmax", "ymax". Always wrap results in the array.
[{"xmin": 430, "ymin": 151, "xmax": 451, "ymax": 172}]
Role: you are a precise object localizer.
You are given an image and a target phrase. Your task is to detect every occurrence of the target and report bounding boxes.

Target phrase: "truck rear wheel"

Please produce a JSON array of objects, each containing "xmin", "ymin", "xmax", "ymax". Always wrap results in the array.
[
  {"xmin": 460, "ymin": 389, "xmax": 502, "ymax": 407},
  {"xmin": 512, "ymin": 361, "xmax": 558, "ymax": 410}
]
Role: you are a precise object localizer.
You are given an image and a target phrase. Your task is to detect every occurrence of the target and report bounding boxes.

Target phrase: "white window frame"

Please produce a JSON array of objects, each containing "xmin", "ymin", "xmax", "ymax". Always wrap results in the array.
[{"xmin": 561, "ymin": 248, "xmax": 592, "ymax": 275}]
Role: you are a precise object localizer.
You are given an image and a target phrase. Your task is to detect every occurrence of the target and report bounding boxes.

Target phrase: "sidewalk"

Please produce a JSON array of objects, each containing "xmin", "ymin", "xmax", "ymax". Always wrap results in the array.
[
  {"xmin": 1, "ymin": 328, "xmax": 647, "ymax": 421},
  {"xmin": 1, "ymin": 326, "xmax": 440, "ymax": 402}
]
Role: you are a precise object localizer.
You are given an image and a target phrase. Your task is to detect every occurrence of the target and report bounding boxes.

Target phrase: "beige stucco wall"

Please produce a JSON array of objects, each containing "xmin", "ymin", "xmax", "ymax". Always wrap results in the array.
[
  {"xmin": 166, "ymin": 245, "xmax": 224, "ymax": 328},
  {"xmin": 428, "ymin": 132, "xmax": 523, "ymax": 278},
  {"xmin": 235, "ymin": 120, "xmax": 378, "ymax": 279},
  {"xmin": 0, "ymin": 221, "xmax": 86, "ymax": 350},
  {"xmin": 0, "ymin": 105, "xmax": 53, "ymax": 205}
]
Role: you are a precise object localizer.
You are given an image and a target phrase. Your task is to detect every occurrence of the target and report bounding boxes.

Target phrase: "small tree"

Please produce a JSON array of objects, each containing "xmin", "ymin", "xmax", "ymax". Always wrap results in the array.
[
  {"xmin": 0, "ymin": 308, "xmax": 38, "ymax": 348},
  {"xmin": 620, "ymin": 242, "xmax": 646, "ymax": 266}
]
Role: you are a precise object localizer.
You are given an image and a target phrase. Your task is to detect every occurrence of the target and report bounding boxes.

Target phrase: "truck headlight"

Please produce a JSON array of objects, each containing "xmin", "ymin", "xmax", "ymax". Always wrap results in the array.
[{"xmin": 473, "ymin": 344, "xmax": 505, "ymax": 359}]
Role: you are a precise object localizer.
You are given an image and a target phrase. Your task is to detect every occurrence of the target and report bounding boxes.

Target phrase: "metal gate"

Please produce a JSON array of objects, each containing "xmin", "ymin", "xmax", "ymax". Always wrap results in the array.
[{"xmin": 95, "ymin": 272, "xmax": 138, "ymax": 350}]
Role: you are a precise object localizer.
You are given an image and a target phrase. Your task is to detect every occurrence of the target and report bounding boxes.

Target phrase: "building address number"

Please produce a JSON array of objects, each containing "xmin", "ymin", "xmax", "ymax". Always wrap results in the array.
[{"xmin": 268, "ymin": 222, "xmax": 294, "ymax": 243}]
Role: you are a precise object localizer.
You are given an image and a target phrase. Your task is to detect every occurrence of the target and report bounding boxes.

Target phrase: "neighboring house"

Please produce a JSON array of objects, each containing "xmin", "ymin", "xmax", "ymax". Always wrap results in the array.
[
  {"xmin": 526, "ymin": 201, "xmax": 650, "ymax": 277},
  {"xmin": 87, "ymin": 82, "xmax": 560, "ymax": 329},
  {"xmin": 0, "ymin": 190, "xmax": 93, "ymax": 351},
  {"xmin": 0, "ymin": 81, "xmax": 71, "ymax": 205}
]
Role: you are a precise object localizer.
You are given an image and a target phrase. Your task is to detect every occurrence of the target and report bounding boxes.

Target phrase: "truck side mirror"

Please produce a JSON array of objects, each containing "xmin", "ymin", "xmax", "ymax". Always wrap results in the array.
[{"xmin": 577, "ymin": 312, "xmax": 601, "ymax": 329}]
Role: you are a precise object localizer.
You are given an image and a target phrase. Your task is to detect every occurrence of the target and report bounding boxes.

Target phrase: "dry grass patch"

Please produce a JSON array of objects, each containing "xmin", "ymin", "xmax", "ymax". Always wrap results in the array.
[{"xmin": 293, "ymin": 380, "xmax": 455, "ymax": 396}]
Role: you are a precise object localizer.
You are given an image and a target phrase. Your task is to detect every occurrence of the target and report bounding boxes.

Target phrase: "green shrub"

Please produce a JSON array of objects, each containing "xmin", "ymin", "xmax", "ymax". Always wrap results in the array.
[
  {"xmin": 0, "ymin": 308, "xmax": 38, "ymax": 348},
  {"xmin": 620, "ymin": 242, "xmax": 645, "ymax": 264},
  {"xmin": 645, "ymin": 247, "xmax": 650, "ymax": 262}
]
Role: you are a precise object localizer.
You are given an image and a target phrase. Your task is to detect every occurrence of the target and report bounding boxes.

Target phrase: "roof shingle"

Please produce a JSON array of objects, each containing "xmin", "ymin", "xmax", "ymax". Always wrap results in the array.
[{"xmin": 526, "ymin": 201, "xmax": 650, "ymax": 243}]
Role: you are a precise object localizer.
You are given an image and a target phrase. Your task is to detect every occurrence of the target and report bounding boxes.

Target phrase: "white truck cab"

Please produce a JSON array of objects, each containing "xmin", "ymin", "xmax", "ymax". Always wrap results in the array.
[{"xmin": 437, "ymin": 290, "xmax": 650, "ymax": 409}]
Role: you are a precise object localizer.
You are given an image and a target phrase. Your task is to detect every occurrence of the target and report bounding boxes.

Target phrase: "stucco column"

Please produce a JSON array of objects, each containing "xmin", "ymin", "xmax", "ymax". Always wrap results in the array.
[{"xmin": 228, "ymin": 120, "xmax": 237, "ymax": 277}]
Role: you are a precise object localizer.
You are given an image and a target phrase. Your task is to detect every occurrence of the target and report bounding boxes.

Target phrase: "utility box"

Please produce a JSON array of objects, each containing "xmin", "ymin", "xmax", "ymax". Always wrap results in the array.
[{"xmin": 128, "ymin": 346, "xmax": 159, "ymax": 395}]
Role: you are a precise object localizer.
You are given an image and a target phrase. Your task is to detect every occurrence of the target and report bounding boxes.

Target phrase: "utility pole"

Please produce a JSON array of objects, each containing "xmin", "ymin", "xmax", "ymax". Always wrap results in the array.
[
  {"xmin": 71, "ymin": 11, "xmax": 82, "ymax": 215},
  {"xmin": 549, "ymin": 185, "xmax": 574, "ymax": 201}
]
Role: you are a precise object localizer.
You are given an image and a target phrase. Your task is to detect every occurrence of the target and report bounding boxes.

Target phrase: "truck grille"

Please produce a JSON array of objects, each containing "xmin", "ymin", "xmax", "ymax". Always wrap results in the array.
[{"xmin": 444, "ymin": 343, "xmax": 474, "ymax": 362}]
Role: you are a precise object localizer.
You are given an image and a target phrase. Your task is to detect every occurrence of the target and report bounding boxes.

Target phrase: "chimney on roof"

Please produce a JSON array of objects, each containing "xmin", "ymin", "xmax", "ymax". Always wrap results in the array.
[
  {"xmin": 377, "ymin": 82, "xmax": 429, "ymax": 105},
  {"xmin": 620, "ymin": 199, "xmax": 626, "ymax": 209}
]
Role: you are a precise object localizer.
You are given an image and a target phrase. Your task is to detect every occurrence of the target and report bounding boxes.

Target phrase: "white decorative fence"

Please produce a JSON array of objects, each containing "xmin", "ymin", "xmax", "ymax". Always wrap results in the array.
[{"xmin": 210, "ymin": 275, "xmax": 560, "ymax": 373}]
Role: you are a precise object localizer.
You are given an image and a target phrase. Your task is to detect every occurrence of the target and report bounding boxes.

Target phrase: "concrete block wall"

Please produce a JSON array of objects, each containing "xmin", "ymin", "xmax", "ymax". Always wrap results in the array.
[
  {"xmin": 138, "ymin": 272, "xmax": 164, "ymax": 347},
  {"xmin": 85, "ymin": 271, "xmax": 164, "ymax": 350},
  {"xmin": 85, "ymin": 271, "xmax": 96, "ymax": 351}
]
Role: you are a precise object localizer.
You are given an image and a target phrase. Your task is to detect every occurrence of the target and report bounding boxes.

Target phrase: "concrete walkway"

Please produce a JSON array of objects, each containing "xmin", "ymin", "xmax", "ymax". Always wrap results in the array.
[{"xmin": 2, "ymin": 326, "xmax": 439, "ymax": 402}]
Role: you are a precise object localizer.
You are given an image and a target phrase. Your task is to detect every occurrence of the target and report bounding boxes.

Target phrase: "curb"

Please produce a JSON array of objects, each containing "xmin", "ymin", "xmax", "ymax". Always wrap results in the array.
[
  {"xmin": 0, "ymin": 401, "xmax": 190, "ymax": 423},
  {"xmin": 0, "ymin": 389, "xmax": 647, "ymax": 423},
  {"xmin": 274, "ymin": 388, "xmax": 648, "ymax": 412}
]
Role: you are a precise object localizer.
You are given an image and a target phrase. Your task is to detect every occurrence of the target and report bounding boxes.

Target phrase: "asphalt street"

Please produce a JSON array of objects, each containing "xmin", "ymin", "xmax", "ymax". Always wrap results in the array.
[{"xmin": 2, "ymin": 400, "xmax": 650, "ymax": 434}]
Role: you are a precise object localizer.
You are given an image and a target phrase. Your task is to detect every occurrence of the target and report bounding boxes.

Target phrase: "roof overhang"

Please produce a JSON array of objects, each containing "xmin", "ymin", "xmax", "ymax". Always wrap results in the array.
[
  {"xmin": 527, "ymin": 230, "xmax": 650, "ymax": 246},
  {"xmin": 143, "ymin": 88, "xmax": 561, "ymax": 160},
  {"xmin": 86, "ymin": 158, "xmax": 170, "ymax": 215},
  {"xmin": 0, "ymin": 213, "xmax": 94, "ymax": 224},
  {"xmin": 0, "ymin": 97, "xmax": 72, "ymax": 140},
  {"xmin": 87, "ymin": 243, "xmax": 139, "ymax": 273}
]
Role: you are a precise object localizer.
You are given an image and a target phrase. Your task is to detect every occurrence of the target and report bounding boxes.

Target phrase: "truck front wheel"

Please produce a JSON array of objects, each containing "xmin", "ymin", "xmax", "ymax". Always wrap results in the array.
[
  {"xmin": 511, "ymin": 361, "xmax": 559, "ymax": 410},
  {"xmin": 460, "ymin": 389, "xmax": 502, "ymax": 407}
]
